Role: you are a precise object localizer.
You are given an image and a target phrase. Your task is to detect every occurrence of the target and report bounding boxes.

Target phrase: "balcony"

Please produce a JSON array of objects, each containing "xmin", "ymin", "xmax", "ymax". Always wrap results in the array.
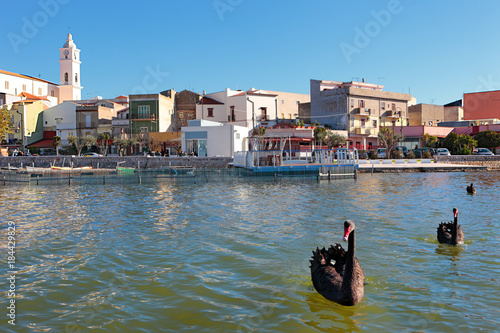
[
  {"xmin": 353, "ymin": 127, "xmax": 378, "ymax": 136},
  {"xmin": 353, "ymin": 108, "xmax": 371, "ymax": 116},
  {"xmin": 260, "ymin": 115, "xmax": 270, "ymax": 121}
]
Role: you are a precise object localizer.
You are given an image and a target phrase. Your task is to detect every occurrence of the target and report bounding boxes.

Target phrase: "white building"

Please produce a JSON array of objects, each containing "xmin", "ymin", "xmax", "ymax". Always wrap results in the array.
[
  {"xmin": 196, "ymin": 88, "xmax": 310, "ymax": 130},
  {"xmin": 0, "ymin": 70, "xmax": 59, "ymax": 107},
  {"xmin": 181, "ymin": 119, "xmax": 248, "ymax": 157},
  {"xmin": 43, "ymin": 101, "xmax": 79, "ymax": 146},
  {"xmin": 58, "ymin": 33, "xmax": 83, "ymax": 102}
]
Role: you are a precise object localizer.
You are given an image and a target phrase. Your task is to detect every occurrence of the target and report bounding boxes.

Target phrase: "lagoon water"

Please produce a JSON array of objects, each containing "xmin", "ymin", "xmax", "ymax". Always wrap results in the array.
[{"xmin": 1, "ymin": 171, "xmax": 499, "ymax": 332}]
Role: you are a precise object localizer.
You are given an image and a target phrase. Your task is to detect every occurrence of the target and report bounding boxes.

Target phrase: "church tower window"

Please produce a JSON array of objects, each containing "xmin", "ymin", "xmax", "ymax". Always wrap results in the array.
[{"xmin": 64, "ymin": 72, "xmax": 68, "ymax": 83}]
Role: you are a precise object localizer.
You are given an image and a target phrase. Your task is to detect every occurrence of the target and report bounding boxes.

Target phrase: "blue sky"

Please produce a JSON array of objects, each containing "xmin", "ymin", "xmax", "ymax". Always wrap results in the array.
[{"xmin": 2, "ymin": 0, "xmax": 500, "ymax": 105}]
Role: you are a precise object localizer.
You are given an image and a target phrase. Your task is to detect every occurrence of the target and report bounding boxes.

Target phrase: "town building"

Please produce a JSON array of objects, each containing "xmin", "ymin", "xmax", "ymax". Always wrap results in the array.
[
  {"xmin": 408, "ymin": 103, "xmax": 463, "ymax": 126},
  {"xmin": 58, "ymin": 33, "xmax": 82, "ymax": 102},
  {"xmin": 310, "ymin": 79, "xmax": 412, "ymax": 150},
  {"xmin": 129, "ymin": 91, "xmax": 175, "ymax": 135},
  {"xmin": 196, "ymin": 88, "xmax": 309, "ymax": 130},
  {"xmin": 181, "ymin": 119, "xmax": 248, "ymax": 157},
  {"xmin": 463, "ymin": 90, "xmax": 500, "ymax": 122},
  {"xmin": 0, "ymin": 70, "xmax": 59, "ymax": 107},
  {"xmin": 173, "ymin": 89, "xmax": 200, "ymax": 131}
]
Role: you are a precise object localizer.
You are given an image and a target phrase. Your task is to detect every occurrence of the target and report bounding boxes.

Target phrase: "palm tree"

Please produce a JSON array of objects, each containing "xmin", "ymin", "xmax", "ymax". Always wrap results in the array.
[{"xmin": 53, "ymin": 135, "xmax": 61, "ymax": 156}]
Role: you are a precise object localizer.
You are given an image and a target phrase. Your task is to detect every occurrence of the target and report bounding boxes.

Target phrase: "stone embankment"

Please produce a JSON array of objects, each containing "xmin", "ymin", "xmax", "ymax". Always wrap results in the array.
[
  {"xmin": 433, "ymin": 155, "xmax": 500, "ymax": 170},
  {"xmin": 0, "ymin": 156, "xmax": 233, "ymax": 169}
]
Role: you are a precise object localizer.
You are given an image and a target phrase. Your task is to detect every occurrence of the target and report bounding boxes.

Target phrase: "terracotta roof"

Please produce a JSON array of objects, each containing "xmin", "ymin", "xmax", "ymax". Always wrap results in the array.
[
  {"xmin": 0, "ymin": 69, "xmax": 57, "ymax": 85},
  {"xmin": 115, "ymin": 95, "xmax": 128, "ymax": 99},
  {"xmin": 199, "ymin": 97, "xmax": 224, "ymax": 105},
  {"xmin": 18, "ymin": 92, "xmax": 49, "ymax": 101}
]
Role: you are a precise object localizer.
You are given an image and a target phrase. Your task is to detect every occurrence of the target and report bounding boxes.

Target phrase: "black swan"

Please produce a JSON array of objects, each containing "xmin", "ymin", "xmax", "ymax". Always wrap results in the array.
[
  {"xmin": 437, "ymin": 208, "xmax": 464, "ymax": 245},
  {"xmin": 310, "ymin": 220, "xmax": 364, "ymax": 306},
  {"xmin": 466, "ymin": 183, "xmax": 476, "ymax": 194}
]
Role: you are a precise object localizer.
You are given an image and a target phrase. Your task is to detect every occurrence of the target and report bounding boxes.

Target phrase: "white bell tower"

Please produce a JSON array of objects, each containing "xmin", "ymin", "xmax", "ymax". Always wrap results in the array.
[{"xmin": 58, "ymin": 33, "xmax": 82, "ymax": 102}]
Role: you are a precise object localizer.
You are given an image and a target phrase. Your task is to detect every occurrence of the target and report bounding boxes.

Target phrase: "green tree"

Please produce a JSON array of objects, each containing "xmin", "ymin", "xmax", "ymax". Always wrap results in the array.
[
  {"xmin": 82, "ymin": 135, "xmax": 97, "ymax": 152},
  {"xmin": 422, "ymin": 133, "xmax": 438, "ymax": 148},
  {"xmin": 0, "ymin": 107, "xmax": 13, "ymax": 143},
  {"xmin": 378, "ymin": 127, "xmax": 404, "ymax": 158},
  {"xmin": 97, "ymin": 133, "xmax": 111, "ymax": 156},
  {"xmin": 53, "ymin": 135, "xmax": 61, "ymax": 156},
  {"xmin": 324, "ymin": 132, "xmax": 346, "ymax": 149},
  {"xmin": 456, "ymin": 134, "xmax": 477, "ymax": 154},
  {"xmin": 313, "ymin": 126, "xmax": 327, "ymax": 147},
  {"xmin": 442, "ymin": 132, "xmax": 459, "ymax": 154},
  {"xmin": 67, "ymin": 135, "xmax": 83, "ymax": 156},
  {"xmin": 475, "ymin": 130, "xmax": 500, "ymax": 151}
]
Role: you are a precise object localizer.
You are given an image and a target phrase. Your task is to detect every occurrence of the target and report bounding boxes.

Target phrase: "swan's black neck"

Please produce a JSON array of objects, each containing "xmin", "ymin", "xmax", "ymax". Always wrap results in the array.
[
  {"xmin": 451, "ymin": 213, "xmax": 459, "ymax": 244},
  {"xmin": 344, "ymin": 229, "xmax": 356, "ymax": 282}
]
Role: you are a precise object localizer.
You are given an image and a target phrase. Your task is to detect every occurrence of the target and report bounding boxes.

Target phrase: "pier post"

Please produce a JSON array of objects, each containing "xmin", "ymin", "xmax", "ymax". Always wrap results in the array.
[
  {"xmin": 103, "ymin": 176, "xmax": 105, "ymax": 185},
  {"xmin": 69, "ymin": 174, "xmax": 72, "ymax": 186},
  {"xmin": 37, "ymin": 175, "xmax": 39, "ymax": 185},
  {"xmin": 3, "ymin": 176, "xmax": 5, "ymax": 186}
]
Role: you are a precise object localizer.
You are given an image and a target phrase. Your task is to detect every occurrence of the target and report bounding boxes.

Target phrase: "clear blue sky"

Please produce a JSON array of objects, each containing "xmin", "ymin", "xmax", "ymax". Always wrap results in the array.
[{"xmin": 2, "ymin": 0, "xmax": 500, "ymax": 105}]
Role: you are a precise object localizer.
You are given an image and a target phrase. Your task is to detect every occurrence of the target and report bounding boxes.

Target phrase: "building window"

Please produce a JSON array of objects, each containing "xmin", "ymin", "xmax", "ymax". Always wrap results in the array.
[
  {"xmin": 260, "ymin": 107, "xmax": 267, "ymax": 121},
  {"xmin": 207, "ymin": 108, "xmax": 214, "ymax": 117},
  {"xmin": 381, "ymin": 102, "xmax": 385, "ymax": 110},
  {"xmin": 38, "ymin": 88, "xmax": 42, "ymax": 95},
  {"xmin": 75, "ymin": 73, "xmax": 78, "ymax": 83},
  {"xmin": 138, "ymin": 105, "xmax": 150, "ymax": 119},
  {"xmin": 361, "ymin": 118, "xmax": 366, "ymax": 127},
  {"xmin": 5, "ymin": 81, "xmax": 9, "ymax": 89},
  {"xmin": 51, "ymin": 90, "xmax": 55, "ymax": 97},
  {"xmin": 351, "ymin": 99, "xmax": 354, "ymax": 107},
  {"xmin": 358, "ymin": 100, "xmax": 365, "ymax": 108},
  {"xmin": 230, "ymin": 106, "xmax": 235, "ymax": 121},
  {"xmin": 392, "ymin": 103, "xmax": 396, "ymax": 110},
  {"xmin": 22, "ymin": 84, "xmax": 26, "ymax": 91},
  {"xmin": 429, "ymin": 121, "xmax": 433, "ymax": 126},
  {"xmin": 179, "ymin": 112, "xmax": 184, "ymax": 119},
  {"xmin": 140, "ymin": 127, "xmax": 148, "ymax": 134},
  {"xmin": 282, "ymin": 99, "xmax": 285, "ymax": 104},
  {"xmin": 64, "ymin": 73, "xmax": 68, "ymax": 83},
  {"xmin": 372, "ymin": 119, "xmax": 377, "ymax": 128}
]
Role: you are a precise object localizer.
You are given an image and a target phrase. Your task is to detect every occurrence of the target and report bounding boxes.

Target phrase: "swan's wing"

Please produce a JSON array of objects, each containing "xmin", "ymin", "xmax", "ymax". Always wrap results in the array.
[{"xmin": 437, "ymin": 221, "xmax": 453, "ymax": 243}]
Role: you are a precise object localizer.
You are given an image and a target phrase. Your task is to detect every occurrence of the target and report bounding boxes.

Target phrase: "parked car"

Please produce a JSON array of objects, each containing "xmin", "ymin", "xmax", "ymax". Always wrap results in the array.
[
  {"xmin": 82, "ymin": 152, "xmax": 103, "ymax": 157},
  {"xmin": 376, "ymin": 148, "xmax": 386, "ymax": 158},
  {"xmin": 435, "ymin": 148, "xmax": 451, "ymax": 156},
  {"xmin": 394, "ymin": 146, "xmax": 408, "ymax": 157},
  {"xmin": 472, "ymin": 148, "xmax": 494, "ymax": 155},
  {"xmin": 413, "ymin": 147, "xmax": 436, "ymax": 158}
]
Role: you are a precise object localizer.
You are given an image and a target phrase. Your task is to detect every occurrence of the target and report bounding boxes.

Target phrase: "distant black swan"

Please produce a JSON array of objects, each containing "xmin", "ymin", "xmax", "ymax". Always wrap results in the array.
[
  {"xmin": 466, "ymin": 183, "xmax": 476, "ymax": 194},
  {"xmin": 310, "ymin": 220, "xmax": 364, "ymax": 306},
  {"xmin": 437, "ymin": 208, "xmax": 465, "ymax": 245}
]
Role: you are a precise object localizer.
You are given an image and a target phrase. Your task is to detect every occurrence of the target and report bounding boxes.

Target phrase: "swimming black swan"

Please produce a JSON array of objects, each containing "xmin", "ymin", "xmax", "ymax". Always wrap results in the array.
[
  {"xmin": 437, "ymin": 208, "xmax": 464, "ymax": 245},
  {"xmin": 310, "ymin": 220, "xmax": 364, "ymax": 306},
  {"xmin": 466, "ymin": 183, "xmax": 476, "ymax": 194}
]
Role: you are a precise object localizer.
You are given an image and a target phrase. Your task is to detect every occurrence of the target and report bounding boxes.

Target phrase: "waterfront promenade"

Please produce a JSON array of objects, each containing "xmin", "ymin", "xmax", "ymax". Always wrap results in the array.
[{"xmin": 357, "ymin": 160, "xmax": 488, "ymax": 173}]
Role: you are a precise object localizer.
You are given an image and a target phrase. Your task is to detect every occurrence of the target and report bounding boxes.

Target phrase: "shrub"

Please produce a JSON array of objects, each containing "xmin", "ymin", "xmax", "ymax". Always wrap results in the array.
[
  {"xmin": 407, "ymin": 151, "xmax": 415, "ymax": 159},
  {"xmin": 422, "ymin": 151, "xmax": 432, "ymax": 158}
]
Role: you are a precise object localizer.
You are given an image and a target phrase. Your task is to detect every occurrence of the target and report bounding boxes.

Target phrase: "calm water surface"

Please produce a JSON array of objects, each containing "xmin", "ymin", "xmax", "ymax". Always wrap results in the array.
[{"xmin": 1, "ymin": 171, "xmax": 499, "ymax": 332}]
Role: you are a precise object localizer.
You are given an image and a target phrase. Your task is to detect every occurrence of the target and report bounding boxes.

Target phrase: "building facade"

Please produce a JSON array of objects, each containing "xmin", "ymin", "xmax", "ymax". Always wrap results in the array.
[
  {"xmin": 310, "ymin": 79, "xmax": 412, "ymax": 150},
  {"xmin": 58, "ymin": 33, "xmax": 82, "ymax": 102},
  {"xmin": 196, "ymin": 88, "xmax": 310, "ymax": 130},
  {"xmin": 129, "ymin": 92, "xmax": 175, "ymax": 135},
  {"xmin": 174, "ymin": 89, "xmax": 200, "ymax": 131}
]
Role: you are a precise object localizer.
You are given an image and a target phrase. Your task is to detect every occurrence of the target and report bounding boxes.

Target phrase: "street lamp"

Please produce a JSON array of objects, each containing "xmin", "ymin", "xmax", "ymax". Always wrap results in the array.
[{"xmin": 247, "ymin": 97, "xmax": 255, "ymax": 130}]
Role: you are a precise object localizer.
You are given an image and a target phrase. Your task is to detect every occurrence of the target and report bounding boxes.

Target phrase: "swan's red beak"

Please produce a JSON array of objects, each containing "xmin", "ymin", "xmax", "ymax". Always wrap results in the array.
[{"xmin": 343, "ymin": 226, "xmax": 351, "ymax": 241}]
